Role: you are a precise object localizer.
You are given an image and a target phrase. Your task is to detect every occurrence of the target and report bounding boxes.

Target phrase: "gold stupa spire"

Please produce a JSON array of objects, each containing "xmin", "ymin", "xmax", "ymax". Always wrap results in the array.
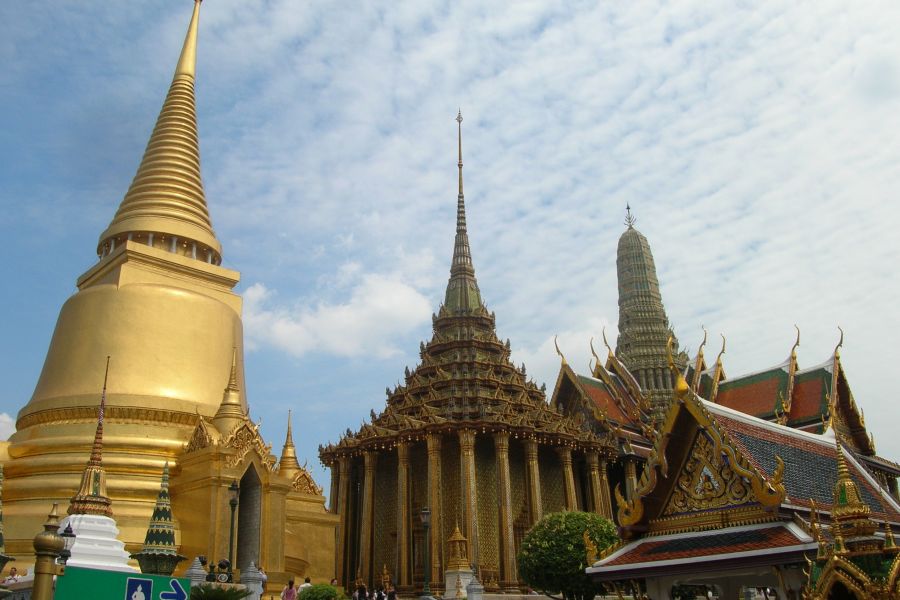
[
  {"xmin": 213, "ymin": 348, "xmax": 244, "ymax": 435},
  {"xmin": 69, "ymin": 357, "xmax": 113, "ymax": 517},
  {"xmin": 97, "ymin": 0, "xmax": 222, "ymax": 263},
  {"xmin": 278, "ymin": 410, "xmax": 302, "ymax": 478}
]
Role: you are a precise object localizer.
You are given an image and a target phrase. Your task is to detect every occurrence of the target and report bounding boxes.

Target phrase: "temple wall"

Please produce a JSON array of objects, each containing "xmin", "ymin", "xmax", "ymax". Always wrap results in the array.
[
  {"xmin": 372, "ymin": 452, "xmax": 397, "ymax": 585},
  {"xmin": 538, "ymin": 446, "xmax": 565, "ymax": 515},
  {"xmin": 475, "ymin": 436, "xmax": 499, "ymax": 580}
]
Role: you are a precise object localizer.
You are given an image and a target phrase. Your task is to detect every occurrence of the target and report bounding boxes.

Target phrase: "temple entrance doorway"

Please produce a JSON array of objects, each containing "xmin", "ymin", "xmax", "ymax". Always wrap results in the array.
[{"xmin": 236, "ymin": 465, "xmax": 262, "ymax": 571}]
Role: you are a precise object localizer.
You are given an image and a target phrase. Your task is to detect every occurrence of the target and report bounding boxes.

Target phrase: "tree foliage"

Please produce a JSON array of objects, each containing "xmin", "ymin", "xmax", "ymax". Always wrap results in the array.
[
  {"xmin": 517, "ymin": 511, "xmax": 619, "ymax": 600},
  {"xmin": 300, "ymin": 584, "xmax": 346, "ymax": 600},
  {"xmin": 189, "ymin": 583, "xmax": 253, "ymax": 600}
]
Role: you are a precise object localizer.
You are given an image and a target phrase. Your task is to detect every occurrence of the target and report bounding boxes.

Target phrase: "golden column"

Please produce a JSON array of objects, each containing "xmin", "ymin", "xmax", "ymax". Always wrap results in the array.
[
  {"xmin": 458, "ymin": 429, "xmax": 479, "ymax": 568},
  {"xmin": 396, "ymin": 441, "xmax": 411, "ymax": 590},
  {"xmin": 523, "ymin": 439, "xmax": 542, "ymax": 524},
  {"xmin": 598, "ymin": 458, "xmax": 613, "ymax": 519},
  {"xmin": 426, "ymin": 433, "xmax": 443, "ymax": 588},
  {"xmin": 624, "ymin": 458, "xmax": 638, "ymax": 501},
  {"xmin": 336, "ymin": 456, "xmax": 352, "ymax": 587},
  {"xmin": 360, "ymin": 451, "xmax": 377, "ymax": 586},
  {"xmin": 494, "ymin": 432, "xmax": 518, "ymax": 591},
  {"xmin": 585, "ymin": 452, "xmax": 612, "ymax": 518},
  {"xmin": 557, "ymin": 447, "xmax": 578, "ymax": 511}
]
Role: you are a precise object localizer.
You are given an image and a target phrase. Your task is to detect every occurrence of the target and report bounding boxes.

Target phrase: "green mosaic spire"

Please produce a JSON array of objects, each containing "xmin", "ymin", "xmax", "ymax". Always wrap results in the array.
[
  {"xmin": 131, "ymin": 463, "xmax": 185, "ymax": 575},
  {"xmin": 615, "ymin": 205, "xmax": 687, "ymax": 420}
]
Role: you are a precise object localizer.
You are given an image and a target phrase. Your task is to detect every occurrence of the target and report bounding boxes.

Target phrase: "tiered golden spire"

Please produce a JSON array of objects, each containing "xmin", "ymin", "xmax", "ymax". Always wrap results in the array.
[
  {"xmin": 831, "ymin": 440, "xmax": 876, "ymax": 540},
  {"xmin": 444, "ymin": 110, "xmax": 482, "ymax": 313},
  {"xmin": 213, "ymin": 348, "xmax": 245, "ymax": 435},
  {"xmin": 69, "ymin": 357, "xmax": 113, "ymax": 517},
  {"xmin": 97, "ymin": 0, "xmax": 222, "ymax": 263},
  {"xmin": 278, "ymin": 410, "xmax": 302, "ymax": 478}
]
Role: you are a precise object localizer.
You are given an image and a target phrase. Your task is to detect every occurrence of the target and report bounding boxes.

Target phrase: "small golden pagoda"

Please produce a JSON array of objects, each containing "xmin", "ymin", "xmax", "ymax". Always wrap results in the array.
[
  {"xmin": 319, "ymin": 113, "xmax": 617, "ymax": 594},
  {"xmin": 1, "ymin": 1, "xmax": 336, "ymax": 584}
]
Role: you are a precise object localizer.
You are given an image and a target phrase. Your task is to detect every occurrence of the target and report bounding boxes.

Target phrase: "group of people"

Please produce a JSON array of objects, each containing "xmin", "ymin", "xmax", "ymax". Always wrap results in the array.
[
  {"xmin": 353, "ymin": 584, "xmax": 397, "ymax": 600},
  {"xmin": 280, "ymin": 576, "xmax": 314, "ymax": 600}
]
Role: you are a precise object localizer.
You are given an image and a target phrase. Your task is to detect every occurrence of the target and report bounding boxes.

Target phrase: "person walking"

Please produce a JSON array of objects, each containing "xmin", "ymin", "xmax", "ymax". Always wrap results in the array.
[{"xmin": 281, "ymin": 579, "xmax": 298, "ymax": 600}]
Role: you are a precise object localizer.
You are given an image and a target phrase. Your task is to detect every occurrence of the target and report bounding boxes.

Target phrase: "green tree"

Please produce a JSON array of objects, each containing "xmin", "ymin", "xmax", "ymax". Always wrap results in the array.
[
  {"xmin": 189, "ymin": 583, "xmax": 253, "ymax": 600},
  {"xmin": 300, "ymin": 583, "xmax": 347, "ymax": 600},
  {"xmin": 517, "ymin": 511, "xmax": 619, "ymax": 600}
]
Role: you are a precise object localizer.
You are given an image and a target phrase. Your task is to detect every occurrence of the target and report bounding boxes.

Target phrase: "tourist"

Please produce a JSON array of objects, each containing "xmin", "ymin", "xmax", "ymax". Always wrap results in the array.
[
  {"xmin": 2, "ymin": 567, "xmax": 18, "ymax": 584},
  {"xmin": 281, "ymin": 579, "xmax": 298, "ymax": 600},
  {"xmin": 299, "ymin": 576, "xmax": 313, "ymax": 591},
  {"xmin": 330, "ymin": 578, "xmax": 338, "ymax": 586},
  {"xmin": 259, "ymin": 567, "xmax": 268, "ymax": 588}
]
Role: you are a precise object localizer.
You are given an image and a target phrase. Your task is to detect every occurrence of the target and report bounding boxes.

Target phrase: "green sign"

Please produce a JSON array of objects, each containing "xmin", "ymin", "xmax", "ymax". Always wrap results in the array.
[{"xmin": 55, "ymin": 566, "xmax": 190, "ymax": 600}]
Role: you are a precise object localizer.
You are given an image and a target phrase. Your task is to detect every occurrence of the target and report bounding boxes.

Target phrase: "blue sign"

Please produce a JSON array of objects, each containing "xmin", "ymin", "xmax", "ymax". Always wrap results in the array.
[{"xmin": 160, "ymin": 579, "xmax": 187, "ymax": 600}]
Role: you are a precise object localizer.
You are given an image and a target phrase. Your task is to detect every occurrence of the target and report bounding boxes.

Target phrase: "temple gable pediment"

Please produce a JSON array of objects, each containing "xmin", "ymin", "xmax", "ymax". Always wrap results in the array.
[{"xmin": 616, "ymin": 390, "xmax": 786, "ymax": 537}]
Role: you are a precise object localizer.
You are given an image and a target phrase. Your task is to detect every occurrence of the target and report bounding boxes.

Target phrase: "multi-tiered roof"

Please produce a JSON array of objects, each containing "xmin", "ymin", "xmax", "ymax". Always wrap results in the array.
[{"xmin": 320, "ymin": 114, "xmax": 611, "ymax": 460}]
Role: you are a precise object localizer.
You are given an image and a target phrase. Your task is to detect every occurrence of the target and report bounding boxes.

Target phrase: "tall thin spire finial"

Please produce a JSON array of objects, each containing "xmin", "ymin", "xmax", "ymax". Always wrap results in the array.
[
  {"xmin": 457, "ymin": 109, "xmax": 464, "ymax": 201},
  {"xmin": 625, "ymin": 204, "xmax": 636, "ymax": 228},
  {"xmin": 89, "ymin": 356, "xmax": 111, "ymax": 464},
  {"xmin": 69, "ymin": 356, "xmax": 113, "ymax": 516},
  {"xmin": 444, "ymin": 110, "xmax": 482, "ymax": 313}
]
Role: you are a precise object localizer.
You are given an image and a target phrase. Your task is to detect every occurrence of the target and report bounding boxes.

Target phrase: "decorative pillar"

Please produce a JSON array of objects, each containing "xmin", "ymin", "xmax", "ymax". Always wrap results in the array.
[
  {"xmin": 494, "ymin": 432, "xmax": 518, "ymax": 591},
  {"xmin": 426, "ymin": 433, "xmax": 443, "ymax": 589},
  {"xmin": 359, "ymin": 450, "xmax": 377, "ymax": 587},
  {"xmin": 624, "ymin": 458, "xmax": 638, "ymax": 500},
  {"xmin": 336, "ymin": 456, "xmax": 352, "ymax": 587},
  {"xmin": 557, "ymin": 447, "xmax": 577, "ymax": 511},
  {"xmin": 458, "ymin": 429, "xmax": 479, "ymax": 568},
  {"xmin": 396, "ymin": 442, "xmax": 411, "ymax": 591},
  {"xmin": 598, "ymin": 457, "xmax": 613, "ymax": 519},
  {"xmin": 524, "ymin": 439, "xmax": 542, "ymax": 524},
  {"xmin": 585, "ymin": 452, "xmax": 601, "ymax": 514}
]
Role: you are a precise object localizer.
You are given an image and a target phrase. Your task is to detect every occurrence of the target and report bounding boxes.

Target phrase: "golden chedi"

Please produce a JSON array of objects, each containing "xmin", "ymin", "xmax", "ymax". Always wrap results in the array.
[{"xmin": 1, "ymin": 2, "xmax": 337, "ymax": 582}]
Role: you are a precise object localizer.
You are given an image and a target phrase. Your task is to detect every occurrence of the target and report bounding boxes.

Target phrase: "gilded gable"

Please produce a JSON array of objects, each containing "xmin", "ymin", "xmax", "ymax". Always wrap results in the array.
[{"xmin": 662, "ymin": 429, "xmax": 754, "ymax": 516}]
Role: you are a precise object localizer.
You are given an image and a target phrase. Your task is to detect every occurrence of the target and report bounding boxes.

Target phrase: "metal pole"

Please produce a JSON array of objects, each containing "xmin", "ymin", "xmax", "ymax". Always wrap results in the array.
[
  {"xmin": 228, "ymin": 479, "xmax": 239, "ymax": 582},
  {"xmin": 423, "ymin": 518, "xmax": 431, "ymax": 596}
]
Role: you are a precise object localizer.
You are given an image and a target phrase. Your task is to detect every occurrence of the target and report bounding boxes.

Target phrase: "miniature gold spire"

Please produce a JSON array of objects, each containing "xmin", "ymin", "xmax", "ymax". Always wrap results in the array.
[
  {"xmin": 831, "ymin": 440, "xmax": 876, "ymax": 541},
  {"xmin": 69, "ymin": 357, "xmax": 113, "ymax": 517},
  {"xmin": 98, "ymin": 0, "xmax": 222, "ymax": 262},
  {"xmin": 444, "ymin": 110, "xmax": 482, "ymax": 313},
  {"xmin": 213, "ymin": 348, "xmax": 244, "ymax": 435},
  {"xmin": 667, "ymin": 336, "xmax": 689, "ymax": 398},
  {"xmin": 278, "ymin": 409, "xmax": 302, "ymax": 478}
]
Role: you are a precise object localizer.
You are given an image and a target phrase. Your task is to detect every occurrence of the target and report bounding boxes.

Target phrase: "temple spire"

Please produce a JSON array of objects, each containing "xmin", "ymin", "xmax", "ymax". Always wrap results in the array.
[
  {"xmin": 69, "ymin": 357, "xmax": 113, "ymax": 517},
  {"xmin": 278, "ymin": 410, "xmax": 302, "ymax": 478},
  {"xmin": 444, "ymin": 111, "xmax": 483, "ymax": 313},
  {"xmin": 98, "ymin": 0, "xmax": 222, "ymax": 264},
  {"xmin": 130, "ymin": 463, "xmax": 186, "ymax": 576},
  {"xmin": 615, "ymin": 210, "xmax": 687, "ymax": 420},
  {"xmin": 213, "ymin": 348, "xmax": 244, "ymax": 435}
]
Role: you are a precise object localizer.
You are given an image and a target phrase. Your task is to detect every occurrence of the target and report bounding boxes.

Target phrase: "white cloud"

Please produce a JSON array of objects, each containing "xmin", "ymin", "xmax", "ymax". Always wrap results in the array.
[
  {"xmin": 243, "ymin": 273, "xmax": 433, "ymax": 359},
  {"xmin": 0, "ymin": 414, "xmax": 14, "ymax": 441}
]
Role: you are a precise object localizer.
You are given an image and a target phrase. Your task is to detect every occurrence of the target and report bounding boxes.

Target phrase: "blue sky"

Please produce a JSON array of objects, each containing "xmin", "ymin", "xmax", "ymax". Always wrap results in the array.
[{"xmin": 2, "ymin": 1, "xmax": 900, "ymax": 491}]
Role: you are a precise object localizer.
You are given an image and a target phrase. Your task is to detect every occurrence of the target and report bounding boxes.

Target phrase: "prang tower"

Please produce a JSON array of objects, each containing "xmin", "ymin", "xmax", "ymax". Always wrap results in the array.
[{"xmin": 614, "ymin": 207, "xmax": 687, "ymax": 420}]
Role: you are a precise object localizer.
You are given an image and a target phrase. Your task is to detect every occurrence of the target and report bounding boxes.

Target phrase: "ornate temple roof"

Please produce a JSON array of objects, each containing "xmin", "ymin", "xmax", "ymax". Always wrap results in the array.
[{"xmin": 321, "ymin": 115, "xmax": 614, "ymax": 460}]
